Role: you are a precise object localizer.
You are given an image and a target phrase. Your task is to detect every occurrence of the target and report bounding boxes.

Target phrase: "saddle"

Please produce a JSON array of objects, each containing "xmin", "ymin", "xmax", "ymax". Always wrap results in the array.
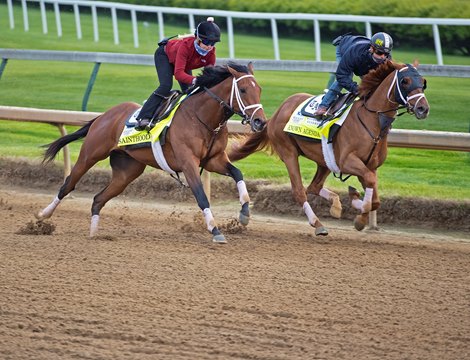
[
  {"xmin": 322, "ymin": 92, "xmax": 357, "ymax": 122},
  {"xmin": 149, "ymin": 90, "xmax": 184, "ymax": 127}
]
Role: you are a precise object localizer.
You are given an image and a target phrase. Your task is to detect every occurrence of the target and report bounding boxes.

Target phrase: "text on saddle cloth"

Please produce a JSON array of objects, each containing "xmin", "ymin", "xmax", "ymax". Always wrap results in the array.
[
  {"xmin": 283, "ymin": 95, "xmax": 353, "ymax": 140},
  {"xmin": 117, "ymin": 94, "xmax": 188, "ymax": 147}
]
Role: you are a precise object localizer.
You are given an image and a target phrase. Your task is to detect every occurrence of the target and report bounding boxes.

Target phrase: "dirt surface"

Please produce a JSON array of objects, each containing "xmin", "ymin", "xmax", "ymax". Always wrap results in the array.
[{"xmin": 1, "ymin": 159, "xmax": 470, "ymax": 359}]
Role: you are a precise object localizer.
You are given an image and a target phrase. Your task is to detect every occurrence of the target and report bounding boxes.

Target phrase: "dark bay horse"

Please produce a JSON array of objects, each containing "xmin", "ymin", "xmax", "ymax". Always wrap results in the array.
[
  {"xmin": 37, "ymin": 62, "xmax": 267, "ymax": 243},
  {"xmin": 229, "ymin": 61, "xmax": 429, "ymax": 235}
]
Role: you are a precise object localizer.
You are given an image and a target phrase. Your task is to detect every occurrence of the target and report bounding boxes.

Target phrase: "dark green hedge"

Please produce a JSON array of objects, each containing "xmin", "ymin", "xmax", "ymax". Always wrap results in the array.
[{"xmin": 81, "ymin": 0, "xmax": 470, "ymax": 54}]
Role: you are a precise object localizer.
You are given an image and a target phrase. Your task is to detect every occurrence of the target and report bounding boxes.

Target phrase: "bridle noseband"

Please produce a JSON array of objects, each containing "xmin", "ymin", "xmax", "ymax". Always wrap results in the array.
[{"xmin": 203, "ymin": 74, "xmax": 264, "ymax": 126}]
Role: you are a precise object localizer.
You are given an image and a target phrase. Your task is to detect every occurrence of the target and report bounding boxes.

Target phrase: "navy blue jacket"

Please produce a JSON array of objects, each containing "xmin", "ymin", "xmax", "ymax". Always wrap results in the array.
[{"xmin": 335, "ymin": 35, "xmax": 383, "ymax": 92}]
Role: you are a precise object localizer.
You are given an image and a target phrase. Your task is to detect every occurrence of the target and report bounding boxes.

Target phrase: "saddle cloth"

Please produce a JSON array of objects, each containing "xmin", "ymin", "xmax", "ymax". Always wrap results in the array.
[
  {"xmin": 283, "ymin": 95, "xmax": 352, "ymax": 140},
  {"xmin": 117, "ymin": 95, "xmax": 187, "ymax": 175}
]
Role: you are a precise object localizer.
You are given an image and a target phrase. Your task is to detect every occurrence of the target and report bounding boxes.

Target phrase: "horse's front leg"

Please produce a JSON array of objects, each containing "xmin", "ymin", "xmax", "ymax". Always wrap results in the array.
[
  {"xmin": 348, "ymin": 171, "xmax": 379, "ymax": 231},
  {"xmin": 204, "ymin": 153, "xmax": 250, "ymax": 226},
  {"xmin": 182, "ymin": 161, "xmax": 226, "ymax": 244},
  {"xmin": 306, "ymin": 165, "xmax": 342, "ymax": 219}
]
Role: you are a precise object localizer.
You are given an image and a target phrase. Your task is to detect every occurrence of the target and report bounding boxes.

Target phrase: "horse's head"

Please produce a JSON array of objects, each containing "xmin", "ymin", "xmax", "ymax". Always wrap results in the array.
[
  {"xmin": 227, "ymin": 62, "xmax": 267, "ymax": 132},
  {"xmin": 392, "ymin": 64, "xmax": 430, "ymax": 119}
]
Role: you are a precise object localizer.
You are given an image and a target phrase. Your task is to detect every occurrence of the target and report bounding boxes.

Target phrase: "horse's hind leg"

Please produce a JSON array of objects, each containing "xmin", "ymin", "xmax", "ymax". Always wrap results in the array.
[
  {"xmin": 306, "ymin": 165, "xmax": 342, "ymax": 219},
  {"xmin": 36, "ymin": 156, "xmax": 102, "ymax": 220},
  {"xmin": 89, "ymin": 150, "xmax": 146, "ymax": 237}
]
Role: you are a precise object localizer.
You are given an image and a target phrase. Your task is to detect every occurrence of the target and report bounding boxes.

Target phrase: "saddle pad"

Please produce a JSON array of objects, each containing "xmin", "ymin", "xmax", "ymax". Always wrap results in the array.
[
  {"xmin": 117, "ymin": 95, "xmax": 187, "ymax": 147},
  {"xmin": 284, "ymin": 96, "xmax": 352, "ymax": 140}
]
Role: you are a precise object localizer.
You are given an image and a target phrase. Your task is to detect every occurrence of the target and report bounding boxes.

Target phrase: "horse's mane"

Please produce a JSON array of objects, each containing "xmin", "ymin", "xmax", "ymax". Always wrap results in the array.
[
  {"xmin": 359, "ymin": 61, "xmax": 406, "ymax": 98},
  {"xmin": 193, "ymin": 61, "xmax": 249, "ymax": 93}
]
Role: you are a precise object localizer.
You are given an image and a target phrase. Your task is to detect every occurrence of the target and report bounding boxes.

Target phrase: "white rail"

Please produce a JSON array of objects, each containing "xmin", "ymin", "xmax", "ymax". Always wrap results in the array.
[{"xmin": 6, "ymin": 0, "xmax": 470, "ymax": 64}]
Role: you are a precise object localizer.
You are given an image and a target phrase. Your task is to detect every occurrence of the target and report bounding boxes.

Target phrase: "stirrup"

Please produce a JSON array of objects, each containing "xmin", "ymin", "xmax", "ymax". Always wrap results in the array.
[{"xmin": 135, "ymin": 118, "xmax": 151, "ymax": 131}]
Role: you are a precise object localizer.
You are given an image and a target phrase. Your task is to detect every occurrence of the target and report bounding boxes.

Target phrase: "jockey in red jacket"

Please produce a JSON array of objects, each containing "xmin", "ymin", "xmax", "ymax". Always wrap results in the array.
[{"xmin": 136, "ymin": 17, "xmax": 221, "ymax": 130}]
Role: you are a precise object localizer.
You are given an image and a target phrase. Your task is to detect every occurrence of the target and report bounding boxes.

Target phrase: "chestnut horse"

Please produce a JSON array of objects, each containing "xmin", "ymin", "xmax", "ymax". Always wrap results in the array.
[
  {"xmin": 37, "ymin": 62, "xmax": 267, "ymax": 243},
  {"xmin": 229, "ymin": 61, "xmax": 429, "ymax": 235}
]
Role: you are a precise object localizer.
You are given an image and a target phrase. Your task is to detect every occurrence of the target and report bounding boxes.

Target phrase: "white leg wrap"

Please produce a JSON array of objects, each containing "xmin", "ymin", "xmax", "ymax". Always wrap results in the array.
[
  {"xmin": 39, "ymin": 196, "xmax": 61, "ymax": 219},
  {"xmin": 319, "ymin": 188, "xmax": 334, "ymax": 200},
  {"xmin": 361, "ymin": 187, "xmax": 373, "ymax": 213},
  {"xmin": 237, "ymin": 180, "xmax": 250, "ymax": 205},
  {"xmin": 303, "ymin": 201, "xmax": 318, "ymax": 226},
  {"xmin": 203, "ymin": 208, "xmax": 216, "ymax": 232},
  {"xmin": 351, "ymin": 199, "xmax": 364, "ymax": 210},
  {"xmin": 90, "ymin": 215, "xmax": 100, "ymax": 237}
]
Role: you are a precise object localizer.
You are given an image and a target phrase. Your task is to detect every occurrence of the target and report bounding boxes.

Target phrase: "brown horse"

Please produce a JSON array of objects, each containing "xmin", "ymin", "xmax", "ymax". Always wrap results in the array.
[
  {"xmin": 37, "ymin": 62, "xmax": 267, "ymax": 243},
  {"xmin": 229, "ymin": 61, "xmax": 429, "ymax": 235}
]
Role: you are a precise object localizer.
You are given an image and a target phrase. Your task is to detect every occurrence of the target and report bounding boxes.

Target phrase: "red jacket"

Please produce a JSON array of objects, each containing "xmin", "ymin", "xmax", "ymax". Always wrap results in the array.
[{"xmin": 165, "ymin": 36, "xmax": 216, "ymax": 85}]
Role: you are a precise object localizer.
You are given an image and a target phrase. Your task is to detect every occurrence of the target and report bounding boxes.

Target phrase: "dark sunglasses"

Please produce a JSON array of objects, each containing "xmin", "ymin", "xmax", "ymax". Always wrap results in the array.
[{"xmin": 200, "ymin": 38, "xmax": 217, "ymax": 46}]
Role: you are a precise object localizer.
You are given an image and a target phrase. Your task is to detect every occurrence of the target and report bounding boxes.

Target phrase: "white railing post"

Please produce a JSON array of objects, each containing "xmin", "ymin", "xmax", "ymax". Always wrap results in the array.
[
  {"xmin": 131, "ymin": 9, "xmax": 139, "ymax": 48},
  {"xmin": 53, "ymin": 2, "xmax": 62, "ymax": 37},
  {"xmin": 111, "ymin": 7, "xmax": 119, "ymax": 45},
  {"xmin": 433, "ymin": 24, "xmax": 444, "ymax": 65},
  {"xmin": 157, "ymin": 11, "xmax": 164, "ymax": 41},
  {"xmin": 227, "ymin": 16, "xmax": 234, "ymax": 59},
  {"xmin": 7, "ymin": 0, "xmax": 14, "ymax": 29},
  {"xmin": 313, "ymin": 19, "xmax": 321, "ymax": 62},
  {"xmin": 188, "ymin": 13, "xmax": 195, "ymax": 34},
  {"xmin": 39, "ymin": 0, "xmax": 47, "ymax": 34},
  {"xmin": 365, "ymin": 22, "xmax": 372, "ymax": 38},
  {"xmin": 271, "ymin": 18, "xmax": 280, "ymax": 61},
  {"xmin": 74, "ymin": 4, "xmax": 82, "ymax": 40},
  {"xmin": 21, "ymin": 0, "xmax": 29, "ymax": 32},
  {"xmin": 91, "ymin": 5, "xmax": 99, "ymax": 42}
]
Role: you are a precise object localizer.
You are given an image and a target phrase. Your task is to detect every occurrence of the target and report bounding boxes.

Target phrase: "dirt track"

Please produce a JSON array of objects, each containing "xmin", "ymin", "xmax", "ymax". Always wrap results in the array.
[{"xmin": 1, "ymin": 182, "xmax": 469, "ymax": 359}]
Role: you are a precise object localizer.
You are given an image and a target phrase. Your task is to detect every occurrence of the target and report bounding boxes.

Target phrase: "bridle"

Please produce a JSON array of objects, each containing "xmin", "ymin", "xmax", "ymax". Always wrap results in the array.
[
  {"xmin": 363, "ymin": 64, "xmax": 427, "ymax": 116},
  {"xmin": 202, "ymin": 74, "xmax": 264, "ymax": 126},
  {"xmin": 387, "ymin": 65, "xmax": 427, "ymax": 115}
]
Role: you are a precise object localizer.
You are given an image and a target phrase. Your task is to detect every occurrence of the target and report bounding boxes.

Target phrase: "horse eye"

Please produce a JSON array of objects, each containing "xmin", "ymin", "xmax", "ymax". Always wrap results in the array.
[
  {"xmin": 240, "ymin": 88, "xmax": 246, "ymax": 94},
  {"xmin": 401, "ymin": 78, "xmax": 409, "ymax": 86}
]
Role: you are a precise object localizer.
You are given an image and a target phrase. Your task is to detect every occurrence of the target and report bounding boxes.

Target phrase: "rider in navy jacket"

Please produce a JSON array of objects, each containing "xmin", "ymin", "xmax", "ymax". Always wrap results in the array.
[{"xmin": 314, "ymin": 32, "xmax": 393, "ymax": 117}]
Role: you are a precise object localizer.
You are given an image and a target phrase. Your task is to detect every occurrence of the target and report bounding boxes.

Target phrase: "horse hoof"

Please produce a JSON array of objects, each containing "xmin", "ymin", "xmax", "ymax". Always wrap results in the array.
[
  {"xmin": 239, "ymin": 212, "xmax": 250, "ymax": 226},
  {"xmin": 34, "ymin": 212, "xmax": 44, "ymax": 220},
  {"xmin": 212, "ymin": 234, "xmax": 227, "ymax": 244},
  {"xmin": 354, "ymin": 216, "xmax": 366, "ymax": 231},
  {"xmin": 329, "ymin": 206, "xmax": 342, "ymax": 219},
  {"xmin": 315, "ymin": 226, "xmax": 329, "ymax": 236}
]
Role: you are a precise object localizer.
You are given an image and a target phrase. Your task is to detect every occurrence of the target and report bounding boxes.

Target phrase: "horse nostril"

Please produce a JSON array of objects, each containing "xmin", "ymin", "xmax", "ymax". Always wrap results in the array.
[{"xmin": 253, "ymin": 118, "xmax": 265, "ymax": 131}]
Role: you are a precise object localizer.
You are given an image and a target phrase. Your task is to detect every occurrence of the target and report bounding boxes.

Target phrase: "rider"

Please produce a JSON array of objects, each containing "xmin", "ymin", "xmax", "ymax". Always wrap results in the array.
[
  {"xmin": 313, "ymin": 32, "xmax": 393, "ymax": 117},
  {"xmin": 135, "ymin": 17, "xmax": 221, "ymax": 130}
]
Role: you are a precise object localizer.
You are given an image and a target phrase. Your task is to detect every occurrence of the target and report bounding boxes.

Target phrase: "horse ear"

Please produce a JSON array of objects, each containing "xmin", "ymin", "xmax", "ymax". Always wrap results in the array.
[
  {"xmin": 413, "ymin": 58, "xmax": 420, "ymax": 68},
  {"xmin": 247, "ymin": 62, "xmax": 254, "ymax": 75}
]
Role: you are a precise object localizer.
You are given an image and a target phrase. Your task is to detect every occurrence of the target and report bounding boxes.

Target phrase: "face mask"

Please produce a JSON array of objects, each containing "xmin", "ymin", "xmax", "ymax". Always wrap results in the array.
[{"xmin": 194, "ymin": 40, "xmax": 209, "ymax": 56}]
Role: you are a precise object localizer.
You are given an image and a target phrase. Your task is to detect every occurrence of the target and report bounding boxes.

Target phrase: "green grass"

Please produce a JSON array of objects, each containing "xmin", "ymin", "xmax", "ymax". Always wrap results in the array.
[{"xmin": 1, "ymin": 2, "xmax": 469, "ymax": 201}]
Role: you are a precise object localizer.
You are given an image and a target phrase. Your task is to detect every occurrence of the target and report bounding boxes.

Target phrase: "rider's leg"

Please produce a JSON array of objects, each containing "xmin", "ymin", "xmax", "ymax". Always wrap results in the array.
[{"xmin": 136, "ymin": 46, "xmax": 173, "ymax": 130}]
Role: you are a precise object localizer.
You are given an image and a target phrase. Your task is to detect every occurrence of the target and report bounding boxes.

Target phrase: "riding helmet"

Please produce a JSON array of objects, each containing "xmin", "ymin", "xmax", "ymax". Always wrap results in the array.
[
  {"xmin": 371, "ymin": 32, "xmax": 393, "ymax": 53},
  {"xmin": 195, "ymin": 17, "xmax": 221, "ymax": 43}
]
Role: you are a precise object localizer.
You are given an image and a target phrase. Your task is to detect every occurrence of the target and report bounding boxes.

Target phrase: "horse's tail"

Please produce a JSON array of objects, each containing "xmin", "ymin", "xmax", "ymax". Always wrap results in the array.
[
  {"xmin": 228, "ymin": 125, "xmax": 270, "ymax": 162},
  {"xmin": 42, "ymin": 117, "xmax": 97, "ymax": 163}
]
